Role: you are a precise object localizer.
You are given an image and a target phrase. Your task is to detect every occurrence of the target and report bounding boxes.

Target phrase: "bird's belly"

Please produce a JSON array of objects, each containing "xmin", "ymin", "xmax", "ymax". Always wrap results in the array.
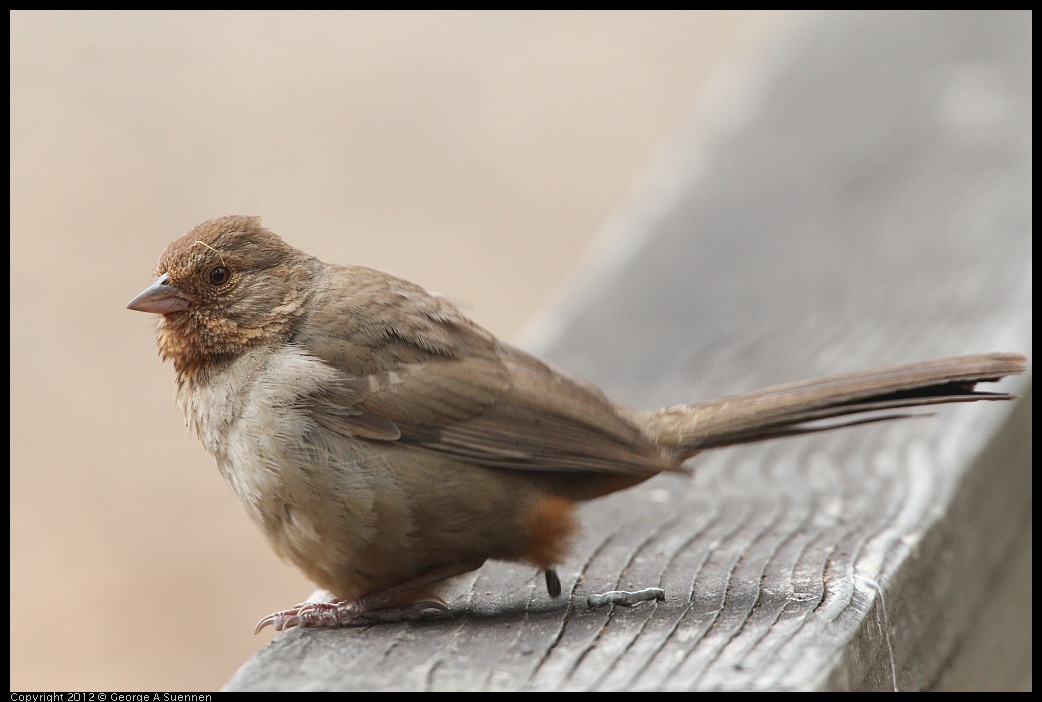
[{"xmin": 224, "ymin": 424, "xmax": 550, "ymax": 600}]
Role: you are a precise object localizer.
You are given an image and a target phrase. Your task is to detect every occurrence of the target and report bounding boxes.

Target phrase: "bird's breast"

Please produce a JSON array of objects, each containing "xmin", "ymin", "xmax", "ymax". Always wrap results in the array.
[{"xmin": 176, "ymin": 345, "xmax": 370, "ymax": 542}]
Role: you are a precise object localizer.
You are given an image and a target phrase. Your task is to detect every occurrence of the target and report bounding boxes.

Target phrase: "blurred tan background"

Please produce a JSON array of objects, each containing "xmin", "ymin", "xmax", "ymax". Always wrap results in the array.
[{"xmin": 10, "ymin": 10, "xmax": 795, "ymax": 691}]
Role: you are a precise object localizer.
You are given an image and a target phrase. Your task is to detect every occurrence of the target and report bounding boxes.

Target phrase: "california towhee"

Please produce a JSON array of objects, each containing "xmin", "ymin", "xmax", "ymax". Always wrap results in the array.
[{"xmin": 128, "ymin": 215, "xmax": 1025, "ymax": 631}]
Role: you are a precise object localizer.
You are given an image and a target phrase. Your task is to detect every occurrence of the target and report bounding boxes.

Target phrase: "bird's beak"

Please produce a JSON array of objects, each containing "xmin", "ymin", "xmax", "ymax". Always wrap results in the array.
[{"xmin": 127, "ymin": 273, "xmax": 194, "ymax": 314}]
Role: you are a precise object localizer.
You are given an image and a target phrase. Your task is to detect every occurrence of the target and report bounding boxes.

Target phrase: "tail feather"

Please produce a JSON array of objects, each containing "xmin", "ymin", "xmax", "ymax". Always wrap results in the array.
[{"xmin": 639, "ymin": 353, "xmax": 1025, "ymax": 457}]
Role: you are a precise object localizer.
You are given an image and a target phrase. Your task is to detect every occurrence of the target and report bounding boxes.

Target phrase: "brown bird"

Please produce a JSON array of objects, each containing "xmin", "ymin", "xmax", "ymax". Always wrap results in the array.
[{"xmin": 127, "ymin": 215, "xmax": 1025, "ymax": 632}]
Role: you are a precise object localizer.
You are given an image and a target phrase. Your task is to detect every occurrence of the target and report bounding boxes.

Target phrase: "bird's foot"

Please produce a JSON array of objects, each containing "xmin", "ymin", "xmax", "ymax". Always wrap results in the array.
[{"xmin": 255, "ymin": 595, "xmax": 450, "ymax": 633}]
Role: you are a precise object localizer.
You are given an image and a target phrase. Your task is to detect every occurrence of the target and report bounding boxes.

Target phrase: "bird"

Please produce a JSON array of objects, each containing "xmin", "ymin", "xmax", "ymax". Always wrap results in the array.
[{"xmin": 127, "ymin": 215, "xmax": 1025, "ymax": 632}]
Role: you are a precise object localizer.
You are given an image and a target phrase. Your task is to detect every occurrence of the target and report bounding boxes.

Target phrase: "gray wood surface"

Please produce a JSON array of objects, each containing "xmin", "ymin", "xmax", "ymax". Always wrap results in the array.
[{"xmin": 226, "ymin": 11, "xmax": 1031, "ymax": 691}]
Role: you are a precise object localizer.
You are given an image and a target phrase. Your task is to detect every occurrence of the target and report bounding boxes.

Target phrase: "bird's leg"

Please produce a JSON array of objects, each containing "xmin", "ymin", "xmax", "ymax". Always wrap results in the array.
[
  {"xmin": 544, "ymin": 567, "xmax": 562, "ymax": 597},
  {"xmin": 255, "ymin": 560, "xmax": 486, "ymax": 632}
]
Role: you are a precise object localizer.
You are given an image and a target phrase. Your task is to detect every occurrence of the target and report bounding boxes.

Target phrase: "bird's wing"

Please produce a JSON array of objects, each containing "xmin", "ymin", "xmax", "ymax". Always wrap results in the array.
[{"xmin": 298, "ymin": 267, "xmax": 674, "ymax": 476}]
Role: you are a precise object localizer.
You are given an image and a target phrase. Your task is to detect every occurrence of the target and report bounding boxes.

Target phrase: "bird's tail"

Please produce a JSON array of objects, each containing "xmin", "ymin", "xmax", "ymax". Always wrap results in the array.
[{"xmin": 637, "ymin": 352, "xmax": 1026, "ymax": 458}]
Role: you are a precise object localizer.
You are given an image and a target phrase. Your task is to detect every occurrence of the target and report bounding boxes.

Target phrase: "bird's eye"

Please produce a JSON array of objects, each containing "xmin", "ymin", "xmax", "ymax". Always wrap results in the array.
[{"xmin": 208, "ymin": 265, "xmax": 232, "ymax": 286}]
